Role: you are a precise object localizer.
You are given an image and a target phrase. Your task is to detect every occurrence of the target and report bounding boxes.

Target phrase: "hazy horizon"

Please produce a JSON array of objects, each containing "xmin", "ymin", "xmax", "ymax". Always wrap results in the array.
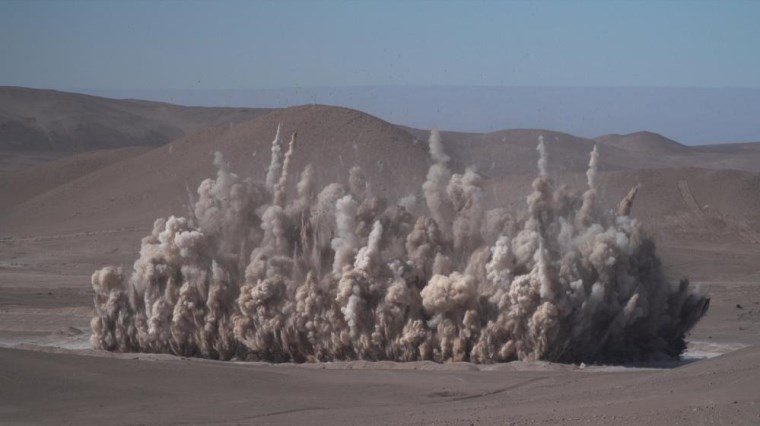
[
  {"xmin": 4, "ymin": 1, "xmax": 760, "ymax": 144},
  {"xmin": 73, "ymin": 85, "xmax": 760, "ymax": 145}
]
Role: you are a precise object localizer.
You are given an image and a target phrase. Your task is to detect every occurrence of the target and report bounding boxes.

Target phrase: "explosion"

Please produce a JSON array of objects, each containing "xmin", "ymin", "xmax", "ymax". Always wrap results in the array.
[{"xmin": 90, "ymin": 128, "xmax": 708, "ymax": 363}]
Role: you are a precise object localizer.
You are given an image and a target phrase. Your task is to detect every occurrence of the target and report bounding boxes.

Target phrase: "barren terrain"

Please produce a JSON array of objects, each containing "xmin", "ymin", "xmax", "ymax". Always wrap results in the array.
[{"xmin": 1, "ymin": 89, "xmax": 759, "ymax": 424}]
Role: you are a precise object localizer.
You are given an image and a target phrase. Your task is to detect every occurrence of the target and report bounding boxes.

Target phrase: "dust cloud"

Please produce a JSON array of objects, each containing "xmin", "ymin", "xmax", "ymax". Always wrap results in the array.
[{"xmin": 91, "ymin": 128, "xmax": 708, "ymax": 363}]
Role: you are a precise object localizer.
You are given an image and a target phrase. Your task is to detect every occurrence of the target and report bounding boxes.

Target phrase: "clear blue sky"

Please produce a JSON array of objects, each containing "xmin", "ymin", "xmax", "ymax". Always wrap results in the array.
[{"xmin": 1, "ymin": 0, "xmax": 759, "ymax": 90}]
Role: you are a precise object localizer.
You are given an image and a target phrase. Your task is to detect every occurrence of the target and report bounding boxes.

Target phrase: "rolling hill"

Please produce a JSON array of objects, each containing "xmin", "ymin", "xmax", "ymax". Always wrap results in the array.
[
  {"xmin": 1, "ymin": 98, "xmax": 759, "ymax": 284},
  {"xmin": 0, "ymin": 146, "xmax": 151, "ymax": 211},
  {"xmin": 0, "ymin": 104, "xmax": 430, "ymax": 237},
  {"xmin": 0, "ymin": 86, "xmax": 272, "ymax": 152}
]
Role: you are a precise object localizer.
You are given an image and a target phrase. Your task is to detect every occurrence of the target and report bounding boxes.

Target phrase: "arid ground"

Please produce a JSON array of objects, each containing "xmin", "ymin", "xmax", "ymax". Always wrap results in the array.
[{"xmin": 1, "ymin": 87, "xmax": 759, "ymax": 424}]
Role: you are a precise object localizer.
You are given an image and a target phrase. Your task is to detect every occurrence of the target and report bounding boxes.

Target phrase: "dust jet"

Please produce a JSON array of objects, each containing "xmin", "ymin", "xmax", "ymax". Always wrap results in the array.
[{"xmin": 91, "ymin": 128, "xmax": 709, "ymax": 363}]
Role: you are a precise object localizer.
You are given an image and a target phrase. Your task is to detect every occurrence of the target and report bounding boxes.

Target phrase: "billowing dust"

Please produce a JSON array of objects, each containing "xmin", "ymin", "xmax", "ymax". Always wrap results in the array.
[{"xmin": 90, "ymin": 128, "xmax": 708, "ymax": 363}]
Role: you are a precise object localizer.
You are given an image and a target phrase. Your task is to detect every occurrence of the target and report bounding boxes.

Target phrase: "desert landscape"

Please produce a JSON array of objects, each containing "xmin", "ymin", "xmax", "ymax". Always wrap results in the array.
[
  {"xmin": 1, "ymin": 87, "xmax": 759, "ymax": 424},
  {"xmin": 2, "ymin": 2, "xmax": 760, "ymax": 423}
]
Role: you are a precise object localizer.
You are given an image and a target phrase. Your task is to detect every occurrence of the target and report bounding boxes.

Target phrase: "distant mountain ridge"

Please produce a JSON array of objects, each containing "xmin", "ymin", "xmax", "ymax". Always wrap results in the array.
[
  {"xmin": 594, "ymin": 131, "xmax": 689, "ymax": 154},
  {"xmin": 83, "ymin": 85, "xmax": 760, "ymax": 144},
  {"xmin": 0, "ymin": 86, "xmax": 272, "ymax": 152}
]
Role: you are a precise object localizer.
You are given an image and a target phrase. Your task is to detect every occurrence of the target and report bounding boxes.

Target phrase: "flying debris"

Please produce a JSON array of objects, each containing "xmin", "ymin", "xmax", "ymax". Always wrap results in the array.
[{"xmin": 91, "ymin": 128, "xmax": 709, "ymax": 363}]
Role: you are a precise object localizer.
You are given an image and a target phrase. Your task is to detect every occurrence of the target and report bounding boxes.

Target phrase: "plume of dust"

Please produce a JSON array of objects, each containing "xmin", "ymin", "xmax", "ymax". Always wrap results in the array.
[
  {"xmin": 537, "ymin": 135, "xmax": 548, "ymax": 178},
  {"xmin": 427, "ymin": 128, "xmax": 450, "ymax": 164},
  {"xmin": 265, "ymin": 123, "xmax": 283, "ymax": 191},
  {"xmin": 618, "ymin": 184, "xmax": 640, "ymax": 217},
  {"xmin": 273, "ymin": 131, "xmax": 297, "ymax": 208},
  {"xmin": 576, "ymin": 144, "xmax": 599, "ymax": 227},
  {"xmin": 422, "ymin": 128, "xmax": 454, "ymax": 235},
  {"xmin": 91, "ymin": 126, "xmax": 709, "ymax": 364}
]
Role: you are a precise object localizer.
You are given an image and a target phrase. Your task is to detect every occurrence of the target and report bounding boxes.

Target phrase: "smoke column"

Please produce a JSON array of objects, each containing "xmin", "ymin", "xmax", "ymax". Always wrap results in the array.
[{"xmin": 91, "ymin": 128, "xmax": 709, "ymax": 363}]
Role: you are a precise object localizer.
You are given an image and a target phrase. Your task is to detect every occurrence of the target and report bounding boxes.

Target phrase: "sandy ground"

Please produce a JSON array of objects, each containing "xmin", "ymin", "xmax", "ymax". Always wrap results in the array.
[
  {"xmin": 2, "ymin": 101, "xmax": 760, "ymax": 424},
  {"xmin": 2, "ymin": 204, "xmax": 760, "ymax": 424},
  {"xmin": 1, "ymin": 233, "xmax": 759, "ymax": 424},
  {"xmin": 1, "ymin": 344, "xmax": 759, "ymax": 424}
]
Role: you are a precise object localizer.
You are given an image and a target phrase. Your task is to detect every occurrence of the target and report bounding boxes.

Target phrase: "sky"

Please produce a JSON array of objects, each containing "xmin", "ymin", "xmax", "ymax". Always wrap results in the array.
[{"xmin": 2, "ymin": 0, "xmax": 760, "ymax": 90}]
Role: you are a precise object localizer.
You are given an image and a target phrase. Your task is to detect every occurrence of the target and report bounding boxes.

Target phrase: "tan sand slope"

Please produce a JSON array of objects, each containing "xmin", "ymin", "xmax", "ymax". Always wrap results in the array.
[
  {"xmin": 0, "ymin": 146, "xmax": 151, "ymax": 211},
  {"xmin": 441, "ymin": 127, "xmax": 760, "ymax": 176},
  {"xmin": 0, "ymin": 150, "xmax": 68, "ymax": 172},
  {"xmin": 2, "ymin": 104, "xmax": 760, "ymax": 282},
  {"xmin": 595, "ymin": 131, "xmax": 690, "ymax": 155},
  {"xmin": 6, "ymin": 104, "xmax": 760, "ymax": 240},
  {"xmin": 0, "ymin": 104, "xmax": 430, "ymax": 237},
  {"xmin": 0, "ymin": 86, "xmax": 272, "ymax": 152}
]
